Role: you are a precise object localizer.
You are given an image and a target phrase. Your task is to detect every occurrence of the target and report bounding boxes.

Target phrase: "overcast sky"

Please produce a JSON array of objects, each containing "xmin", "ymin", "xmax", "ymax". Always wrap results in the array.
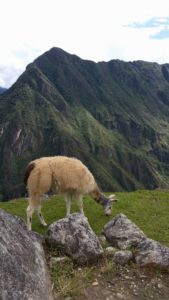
[{"xmin": 1, "ymin": 0, "xmax": 169, "ymax": 87}]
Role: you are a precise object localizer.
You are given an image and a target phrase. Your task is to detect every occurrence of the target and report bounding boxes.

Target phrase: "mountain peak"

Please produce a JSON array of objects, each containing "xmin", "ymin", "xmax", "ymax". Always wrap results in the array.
[{"xmin": 1, "ymin": 47, "xmax": 169, "ymax": 199}]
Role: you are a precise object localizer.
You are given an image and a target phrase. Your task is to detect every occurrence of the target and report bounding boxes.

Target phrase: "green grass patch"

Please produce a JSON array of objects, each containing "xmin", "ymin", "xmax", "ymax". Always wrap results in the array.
[{"xmin": 0, "ymin": 190, "xmax": 169, "ymax": 245}]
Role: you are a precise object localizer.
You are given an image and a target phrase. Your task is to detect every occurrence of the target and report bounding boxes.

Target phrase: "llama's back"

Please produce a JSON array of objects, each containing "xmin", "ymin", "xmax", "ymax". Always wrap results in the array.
[
  {"xmin": 50, "ymin": 156, "xmax": 96, "ymax": 194},
  {"xmin": 26, "ymin": 157, "xmax": 52, "ymax": 196}
]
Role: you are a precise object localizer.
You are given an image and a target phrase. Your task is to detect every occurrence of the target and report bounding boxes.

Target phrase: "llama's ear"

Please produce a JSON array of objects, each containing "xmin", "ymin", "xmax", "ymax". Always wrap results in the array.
[{"xmin": 108, "ymin": 194, "xmax": 118, "ymax": 202}]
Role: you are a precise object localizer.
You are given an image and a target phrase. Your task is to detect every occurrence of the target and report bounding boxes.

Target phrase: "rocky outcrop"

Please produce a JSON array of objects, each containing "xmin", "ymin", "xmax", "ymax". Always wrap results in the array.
[
  {"xmin": 103, "ymin": 214, "xmax": 169, "ymax": 270},
  {"xmin": 46, "ymin": 213, "xmax": 103, "ymax": 264},
  {"xmin": 0, "ymin": 209, "xmax": 53, "ymax": 300},
  {"xmin": 103, "ymin": 213, "xmax": 146, "ymax": 249},
  {"xmin": 135, "ymin": 238, "xmax": 169, "ymax": 269}
]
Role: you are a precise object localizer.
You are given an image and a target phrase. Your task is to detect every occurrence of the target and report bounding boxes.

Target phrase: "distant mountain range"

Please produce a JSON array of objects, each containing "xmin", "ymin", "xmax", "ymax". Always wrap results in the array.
[
  {"xmin": 0, "ymin": 87, "xmax": 7, "ymax": 94},
  {"xmin": 1, "ymin": 47, "xmax": 169, "ymax": 199}
]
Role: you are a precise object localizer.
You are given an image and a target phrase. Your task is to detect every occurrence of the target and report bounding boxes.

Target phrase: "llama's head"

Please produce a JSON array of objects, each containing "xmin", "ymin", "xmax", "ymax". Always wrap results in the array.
[{"xmin": 104, "ymin": 194, "xmax": 118, "ymax": 216}]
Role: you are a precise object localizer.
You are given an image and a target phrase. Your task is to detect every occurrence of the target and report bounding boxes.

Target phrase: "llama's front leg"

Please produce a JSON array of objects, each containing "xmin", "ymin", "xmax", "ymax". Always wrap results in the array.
[
  {"xmin": 26, "ymin": 205, "xmax": 35, "ymax": 231},
  {"xmin": 76, "ymin": 194, "xmax": 84, "ymax": 215},
  {"xmin": 37, "ymin": 205, "xmax": 47, "ymax": 227},
  {"xmin": 65, "ymin": 194, "xmax": 72, "ymax": 216}
]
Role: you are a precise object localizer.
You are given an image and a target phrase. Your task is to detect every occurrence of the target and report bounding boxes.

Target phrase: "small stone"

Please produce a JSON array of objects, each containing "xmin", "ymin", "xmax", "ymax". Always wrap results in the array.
[
  {"xmin": 157, "ymin": 283, "xmax": 164, "ymax": 289},
  {"xmin": 50, "ymin": 256, "xmax": 69, "ymax": 266},
  {"xmin": 92, "ymin": 280, "xmax": 99, "ymax": 286},
  {"xmin": 116, "ymin": 292, "xmax": 124, "ymax": 299},
  {"xmin": 124, "ymin": 275, "xmax": 131, "ymax": 280},
  {"xmin": 113, "ymin": 250, "xmax": 133, "ymax": 266},
  {"xmin": 139, "ymin": 274, "xmax": 147, "ymax": 279},
  {"xmin": 105, "ymin": 246, "xmax": 117, "ymax": 256}
]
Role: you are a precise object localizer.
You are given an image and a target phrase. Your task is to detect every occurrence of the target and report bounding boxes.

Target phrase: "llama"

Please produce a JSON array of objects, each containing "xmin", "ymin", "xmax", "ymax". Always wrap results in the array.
[{"xmin": 24, "ymin": 156, "xmax": 117, "ymax": 230}]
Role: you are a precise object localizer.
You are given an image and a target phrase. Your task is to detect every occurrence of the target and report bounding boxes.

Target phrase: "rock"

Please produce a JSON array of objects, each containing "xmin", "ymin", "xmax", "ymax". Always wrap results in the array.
[
  {"xmin": 115, "ymin": 292, "xmax": 124, "ymax": 299},
  {"xmin": 0, "ymin": 209, "xmax": 53, "ymax": 300},
  {"xmin": 103, "ymin": 214, "xmax": 169, "ymax": 270},
  {"xmin": 113, "ymin": 250, "xmax": 133, "ymax": 265},
  {"xmin": 135, "ymin": 238, "xmax": 169, "ymax": 270},
  {"xmin": 103, "ymin": 213, "xmax": 146, "ymax": 249},
  {"xmin": 46, "ymin": 213, "xmax": 103, "ymax": 264},
  {"xmin": 105, "ymin": 246, "xmax": 117, "ymax": 256},
  {"xmin": 49, "ymin": 256, "xmax": 70, "ymax": 267},
  {"xmin": 157, "ymin": 283, "xmax": 164, "ymax": 289},
  {"xmin": 92, "ymin": 280, "xmax": 99, "ymax": 286}
]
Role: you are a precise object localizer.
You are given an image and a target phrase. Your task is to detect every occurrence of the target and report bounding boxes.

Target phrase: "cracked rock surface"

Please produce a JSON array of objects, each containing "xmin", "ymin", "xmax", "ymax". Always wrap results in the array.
[{"xmin": 0, "ymin": 209, "xmax": 53, "ymax": 300}]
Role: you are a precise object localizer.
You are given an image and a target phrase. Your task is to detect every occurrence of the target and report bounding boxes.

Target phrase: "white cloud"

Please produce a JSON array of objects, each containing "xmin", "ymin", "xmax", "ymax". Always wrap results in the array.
[
  {"xmin": 1, "ymin": 0, "xmax": 169, "ymax": 87},
  {"xmin": 0, "ymin": 65, "xmax": 23, "ymax": 87}
]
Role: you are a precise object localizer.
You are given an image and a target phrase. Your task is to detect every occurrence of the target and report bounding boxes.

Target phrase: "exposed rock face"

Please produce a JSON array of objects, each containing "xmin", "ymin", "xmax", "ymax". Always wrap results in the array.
[
  {"xmin": 103, "ymin": 213, "xmax": 146, "ymax": 249},
  {"xmin": 0, "ymin": 209, "xmax": 53, "ymax": 300},
  {"xmin": 46, "ymin": 213, "xmax": 103, "ymax": 264},
  {"xmin": 103, "ymin": 213, "xmax": 169, "ymax": 270},
  {"xmin": 135, "ymin": 238, "xmax": 169, "ymax": 269}
]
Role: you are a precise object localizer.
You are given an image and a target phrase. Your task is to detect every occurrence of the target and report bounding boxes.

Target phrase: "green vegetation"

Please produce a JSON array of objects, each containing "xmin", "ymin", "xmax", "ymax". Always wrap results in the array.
[
  {"xmin": 0, "ymin": 190, "xmax": 169, "ymax": 245},
  {"xmin": 1, "ymin": 48, "xmax": 169, "ymax": 199},
  {"xmin": 1, "ymin": 189, "xmax": 169, "ymax": 298}
]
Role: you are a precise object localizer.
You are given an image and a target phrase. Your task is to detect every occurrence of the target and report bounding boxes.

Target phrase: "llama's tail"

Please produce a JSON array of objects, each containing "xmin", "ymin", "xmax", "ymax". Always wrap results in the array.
[{"xmin": 24, "ymin": 162, "xmax": 35, "ymax": 186}]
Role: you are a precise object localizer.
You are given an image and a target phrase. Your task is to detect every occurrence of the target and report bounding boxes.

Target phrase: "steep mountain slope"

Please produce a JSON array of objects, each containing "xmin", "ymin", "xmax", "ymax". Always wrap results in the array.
[{"xmin": 1, "ymin": 47, "xmax": 169, "ymax": 199}]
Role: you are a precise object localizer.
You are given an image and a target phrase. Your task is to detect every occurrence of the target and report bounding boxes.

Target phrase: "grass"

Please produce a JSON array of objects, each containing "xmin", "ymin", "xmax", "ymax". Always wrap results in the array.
[
  {"xmin": 1, "ymin": 189, "xmax": 169, "ymax": 245},
  {"xmin": 50, "ymin": 257, "xmax": 97, "ymax": 298},
  {"xmin": 1, "ymin": 189, "xmax": 169, "ymax": 298}
]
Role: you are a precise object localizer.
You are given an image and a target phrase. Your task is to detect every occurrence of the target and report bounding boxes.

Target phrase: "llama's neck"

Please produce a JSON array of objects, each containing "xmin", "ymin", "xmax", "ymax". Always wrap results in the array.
[{"xmin": 90, "ymin": 187, "xmax": 108, "ymax": 206}]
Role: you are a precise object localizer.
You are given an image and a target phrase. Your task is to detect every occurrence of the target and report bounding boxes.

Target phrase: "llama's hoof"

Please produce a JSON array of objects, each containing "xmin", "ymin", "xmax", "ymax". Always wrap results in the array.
[{"xmin": 41, "ymin": 222, "xmax": 47, "ymax": 227}]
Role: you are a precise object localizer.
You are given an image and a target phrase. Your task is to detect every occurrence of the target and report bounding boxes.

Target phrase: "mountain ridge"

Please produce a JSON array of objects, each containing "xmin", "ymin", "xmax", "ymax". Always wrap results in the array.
[
  {"xmin": 0, "ymin": 87, "xmax": 7, "ymax": 94},
  {"xmin": 1, "ymin": 47, "xmax": 169, "ymax": 199}
]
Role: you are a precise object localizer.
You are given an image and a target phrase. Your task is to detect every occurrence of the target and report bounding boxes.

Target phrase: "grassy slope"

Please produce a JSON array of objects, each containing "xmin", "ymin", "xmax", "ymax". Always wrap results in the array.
[{"xmin": 1, "ymin": 189, "xmax": 169, "ymax": 246}]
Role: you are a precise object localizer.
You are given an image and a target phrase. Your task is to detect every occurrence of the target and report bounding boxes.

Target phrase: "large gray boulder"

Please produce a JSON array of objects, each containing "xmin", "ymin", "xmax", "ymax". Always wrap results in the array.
[
  {"xmin": 103, "ymin": 213, "xmax": 169, "ymax": 270},
  {"xmin": 135, "ymin": 238, "xmax": 169, "ymax": 269},
  {"xmin": 46, "ymin": 213, "xmax": 103, "ymax": 264},
  {"xmin": 103, "ymin": 213, "xmax": 146, "ymax": 249},
  {"xmin": 0, "ymin": 209, "xmax": 53, "ymax": 300}
]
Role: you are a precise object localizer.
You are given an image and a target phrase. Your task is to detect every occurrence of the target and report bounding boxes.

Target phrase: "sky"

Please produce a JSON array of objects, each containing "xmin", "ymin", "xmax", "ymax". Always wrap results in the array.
[{"xmin": 1, "ymin": 0, "xmax": 169, "ymax": 88}]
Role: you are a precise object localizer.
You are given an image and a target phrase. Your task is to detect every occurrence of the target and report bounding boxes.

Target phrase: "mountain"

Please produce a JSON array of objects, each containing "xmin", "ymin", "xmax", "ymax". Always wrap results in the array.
[
  {"xmin": 1, "ymin": 47, "xmax": 169, "ymax": 199},
  {"xmin": 0, "ymin": 87, "xmax": 7, "ymax": 94}
]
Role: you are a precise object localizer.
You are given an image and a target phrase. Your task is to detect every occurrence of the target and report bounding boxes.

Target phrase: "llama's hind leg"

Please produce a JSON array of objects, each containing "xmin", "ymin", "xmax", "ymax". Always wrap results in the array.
[
  {"xmin": 37, "ymin": 205, "xmax": 47, "ymax": 227},
  {"xmin": 76, "ymin": 194, "xmax": 84, "ymax": 215},
  {"xmin": 65, "ymin": 194, "xmax": 72, "ymax": 216},
  {"xmin": 27, "ymin": 194, "xmax": 45, "ymax": 230},
  {"xmin": 27, "ymin": 204, "xmax": 35, "ymax": 231}
]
